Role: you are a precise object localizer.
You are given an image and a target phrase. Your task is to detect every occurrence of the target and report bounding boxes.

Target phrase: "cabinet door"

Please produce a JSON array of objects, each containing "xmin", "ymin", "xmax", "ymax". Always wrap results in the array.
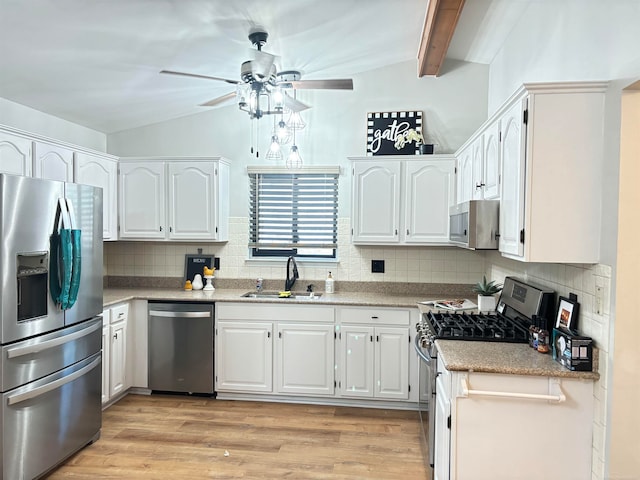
[
  {"xmin": 434, "ymin": 374, "xmax": 451, "ymax": 480},
  {"xmin": 119, "ymin": 162, "xmax": 166, "ymax": 239},
  {"xmin": 340, "ymin": 325, "xmax": 374, "ymax": 397},
  {"xmin": 456, "ymin": 145, "xmax": 473, "ymax": 204},
  {"xmin": 499, "ymin": 98, "xmax": 527, "ymax": 257},
  {"xmin": 471, "ymin": 136, "xmax": 484, "ymax": 200},
  {"xmin": 404, "ymin": 159, "xmax": 455, "ymax": 244},
  {"xmin": 375, "ymin": 327, "xmax": 409, "ymax": 399},
  {"xmin": 276, "ymin": 323, "xmax": 334, "ymax": 396},
  {"xmin": 167, "ymin": 162, "xmax": 217, "ymax": 240},
  {"xmin": 74, "ymin": 152, "xmax": 118, "ymax": 240},
  {"xmin": 352, "ymin": 161, "xmax": 401, "ymax": 243},
  {"xmin": 482, "ymin": 120, "xmax": 501, "ymax": 199},
  {"xmin": 216, "ymin": 321, "xmax": 273, "ymax": 393},
  {"xmin": 0, "ymin": 131, "xmax": 32, "ymax": 176},
  {"xmin": 101, "ymin": 310, "xmax": 110, "ymax": 404},
  {"xmin": 109, "ymin": 319, "xmax": 127, "ymax": 397},
  {"xmin": 33, "ymin": 142, "xmax": 74, "ymax": 181}
]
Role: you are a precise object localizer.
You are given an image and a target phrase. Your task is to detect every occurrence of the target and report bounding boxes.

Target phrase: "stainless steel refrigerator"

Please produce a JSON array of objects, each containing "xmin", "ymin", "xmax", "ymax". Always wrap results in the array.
[{"xmin": 0, "ymin": 173, "xmax": 103, "ymax": 479}]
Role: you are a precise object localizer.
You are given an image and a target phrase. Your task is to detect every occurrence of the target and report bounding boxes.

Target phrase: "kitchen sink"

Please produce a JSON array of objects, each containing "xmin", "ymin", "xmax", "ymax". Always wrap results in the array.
[{"xmin": 241, "ymin": 291, "xmax": 322, "ymax": 300}]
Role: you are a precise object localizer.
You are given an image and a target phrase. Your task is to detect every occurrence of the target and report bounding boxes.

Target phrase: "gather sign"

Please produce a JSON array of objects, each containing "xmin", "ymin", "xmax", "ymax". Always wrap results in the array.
[{"xmin": 366, "ymin": 111, "xmax": 423, "ymax": 156}]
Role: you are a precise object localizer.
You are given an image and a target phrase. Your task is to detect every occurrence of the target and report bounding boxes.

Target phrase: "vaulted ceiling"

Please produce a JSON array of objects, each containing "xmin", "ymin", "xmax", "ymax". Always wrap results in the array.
[{"xmin": 0, "ymin": 0, "xmax": 525, "ymax": 133}]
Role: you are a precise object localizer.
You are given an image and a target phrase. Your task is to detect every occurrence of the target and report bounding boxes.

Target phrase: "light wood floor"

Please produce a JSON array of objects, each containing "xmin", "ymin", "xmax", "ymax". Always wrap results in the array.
[{"xmin": 47, "ymin": 394, "xmax": 429, "ymax": 479}]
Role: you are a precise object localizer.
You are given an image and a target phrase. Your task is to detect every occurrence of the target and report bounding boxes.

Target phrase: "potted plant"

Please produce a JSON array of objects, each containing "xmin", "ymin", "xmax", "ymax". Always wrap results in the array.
[{"xmin": 472, "ymin": 276, "xmax": 503, "ymax": 312}]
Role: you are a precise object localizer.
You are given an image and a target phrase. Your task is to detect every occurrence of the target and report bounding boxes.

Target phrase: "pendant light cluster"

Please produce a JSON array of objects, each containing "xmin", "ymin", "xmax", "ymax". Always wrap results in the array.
[{"xmin": 264, "ymin": 93, "xmax": 306, "ymax": 168}]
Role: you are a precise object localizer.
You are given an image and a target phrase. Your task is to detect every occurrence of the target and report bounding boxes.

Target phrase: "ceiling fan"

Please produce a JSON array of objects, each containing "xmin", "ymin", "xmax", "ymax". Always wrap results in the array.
[{"xmin": 160, "ymin": 28, "xmax": 354, "ymax": 119}]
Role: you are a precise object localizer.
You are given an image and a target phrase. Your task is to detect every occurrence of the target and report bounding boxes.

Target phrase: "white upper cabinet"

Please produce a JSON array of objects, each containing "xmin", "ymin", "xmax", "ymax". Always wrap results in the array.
[
  {"xmin": 404, "ymin": 158, "xmax": 455, "ymax": 244},
  {"xmin": 0, "ymin": 131, "xmax": 32, "ymax": 176},
  {"xmin": 351, "ymin": 160, "xmax": 401, "ymax": 243},
  {"xmin": 455, "ymin": 120, "xmax": 500, "ymax": 202},
  {"xmin": 33, "ymin": 142, "xmax": 74, "ymax": 182},
  {"xmin": 482, "ymin": 119, "xmax": 500, "ymax": 199},
  {"xmin": 118, "ymin": 157, "xmax": 230, "ymax": 241},
  {"xmin": 498, "ymin": 99, "xmax": 527, "ymax": 257},
  {"xmin": 351, "ymin": 155, "xmax": 455, "ymax": 245},
  {"xmin": 498, "ymin": 82, "xmax": 606, "ymax": 263},
  {"xmin": 74, "ymin": 152, "xmax": 119, "ymax": 241},
  {"xmin": 167, "ymin": 162, "xmax": 217, "ymax": 240},
  {"xmin": 119, "ymin": 161, "xmax": 166, "ymax": 239}
]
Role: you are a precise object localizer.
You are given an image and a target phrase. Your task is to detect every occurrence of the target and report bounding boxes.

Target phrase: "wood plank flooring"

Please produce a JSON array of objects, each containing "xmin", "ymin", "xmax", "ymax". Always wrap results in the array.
[{"xmin": 47, "ymin": 394, "xmax": 430, "ymax": 479}]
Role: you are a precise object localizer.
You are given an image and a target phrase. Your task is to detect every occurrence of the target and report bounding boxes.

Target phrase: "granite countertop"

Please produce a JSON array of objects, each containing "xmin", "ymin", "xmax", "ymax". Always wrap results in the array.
[
  {"xmin": 436, "ymin": 339, "xmax": 600, "ymax": 380},
  {"xmin": 103, "ymin": 287, "xmax": 598, "ymax": 380},
  {"xmin": 103, "ymin": 287, "xmax": 440, "ymax": 309}
]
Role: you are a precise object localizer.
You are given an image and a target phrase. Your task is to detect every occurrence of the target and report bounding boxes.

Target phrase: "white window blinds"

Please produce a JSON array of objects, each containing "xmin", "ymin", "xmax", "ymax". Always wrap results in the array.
[{"xmin": 248, "ymin": 168, "xmax": 339, "ymax": 255}]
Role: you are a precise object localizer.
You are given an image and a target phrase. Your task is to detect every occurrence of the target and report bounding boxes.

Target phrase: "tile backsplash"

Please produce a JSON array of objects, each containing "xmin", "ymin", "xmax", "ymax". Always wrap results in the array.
[{"xmin": 104, "ymin": 217, "xmax": 487, "ymax": 285}]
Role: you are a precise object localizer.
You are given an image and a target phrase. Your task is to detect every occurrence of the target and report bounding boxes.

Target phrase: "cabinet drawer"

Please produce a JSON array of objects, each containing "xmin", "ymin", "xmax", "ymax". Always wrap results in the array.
[
  {"xmin": 110, "ymin": 304, "xmax": 129, "ymax": 323},
  {"xmin": 338, "ymin": 307, "xmax": 410, "ymax": 326},
  {"xmin": 217, "ymin": 303, "xmax": 334, "ymax": 323}
]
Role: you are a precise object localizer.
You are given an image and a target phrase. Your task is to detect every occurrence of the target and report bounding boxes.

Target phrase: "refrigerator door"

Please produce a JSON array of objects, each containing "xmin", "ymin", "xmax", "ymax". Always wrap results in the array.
[
  {"xmin": 0, "ymin": 174, "xmax": 65, "ymax": 344},
  {"xmin": 63, "ymin": 182, "xmax": 103, "ymax": 326}
]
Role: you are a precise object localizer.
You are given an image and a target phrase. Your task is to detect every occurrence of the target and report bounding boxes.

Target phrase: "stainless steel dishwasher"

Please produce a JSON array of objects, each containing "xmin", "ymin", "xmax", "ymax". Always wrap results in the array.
[{"xmin": 148, "ymin": 302, "xmax": 214, "ymax": 394}]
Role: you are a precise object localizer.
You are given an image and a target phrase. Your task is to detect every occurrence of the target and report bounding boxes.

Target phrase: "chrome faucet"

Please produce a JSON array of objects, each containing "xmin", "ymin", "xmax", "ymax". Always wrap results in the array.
[{"xmin": 284, "ymin": 256, "xmax": 299, "ymax": 291}]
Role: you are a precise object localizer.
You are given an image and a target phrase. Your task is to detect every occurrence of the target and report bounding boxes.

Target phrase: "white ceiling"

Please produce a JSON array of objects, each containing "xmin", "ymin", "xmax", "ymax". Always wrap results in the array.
[{"xmin": 0, "ymin": 0, "xmax": 523, "ymax": 134}]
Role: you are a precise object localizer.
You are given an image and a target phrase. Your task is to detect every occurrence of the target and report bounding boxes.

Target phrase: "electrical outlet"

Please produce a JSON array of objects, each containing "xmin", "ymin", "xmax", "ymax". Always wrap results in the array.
[
  {"xmin": 594, "ymin": 277, "xmax": 609, "ymax": 316},
  {"xmin": 371, "ymin": 260, "xmax": 385, "ymax": 273},
  {"xmin": 214, "ymin": 257, "xmax": 220, "ymax": 270},
  {"xmin": 594, "ymin": 285, "xmax": 603, "ymax": 315}
]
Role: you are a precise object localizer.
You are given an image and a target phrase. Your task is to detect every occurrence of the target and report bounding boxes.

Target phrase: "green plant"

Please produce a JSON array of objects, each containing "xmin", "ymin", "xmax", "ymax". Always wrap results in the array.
[{"xmin": 472, "ymin": 276, "xmax": 503, "ymax": 296}]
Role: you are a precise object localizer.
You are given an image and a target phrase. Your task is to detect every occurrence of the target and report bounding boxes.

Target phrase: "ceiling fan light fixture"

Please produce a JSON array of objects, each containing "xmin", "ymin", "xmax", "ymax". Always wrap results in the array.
[
  {"xmin": 276, "ymin": 119, "xmax": 292, "ymax": 144},
  {"xmin": 265, "ymin": 135, "xmax": 283, "ymax": 161},
  {"xmin": 287, "ymin": 111, "xmax": 306, "ymax": 130},
  {"xmin": 286, "ymin": 145, "xmax": 303, "ymax": 169}
]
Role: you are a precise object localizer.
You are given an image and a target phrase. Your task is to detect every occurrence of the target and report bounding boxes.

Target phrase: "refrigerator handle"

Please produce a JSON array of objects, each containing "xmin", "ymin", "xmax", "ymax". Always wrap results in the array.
[{"xmin": 7, "ymin": 356, "xmax": 101, "ymax": 406}]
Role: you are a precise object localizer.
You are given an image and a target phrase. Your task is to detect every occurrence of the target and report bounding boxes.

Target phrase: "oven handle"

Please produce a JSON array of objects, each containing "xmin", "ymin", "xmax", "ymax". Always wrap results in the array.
[
  {"xmin": 414, "ymin": 334, "xmax": 434, "ymax": 364},
  {"xmin": 460, "ymin": 376, "xmax": 566, "ymax": 403},
  {"xmin": 6, "ymin": 319, "xmax": 101, "ymax": 359},
  {"xmin": 7, "ymin": 356, "xmax": 101, "ymax": 406}
]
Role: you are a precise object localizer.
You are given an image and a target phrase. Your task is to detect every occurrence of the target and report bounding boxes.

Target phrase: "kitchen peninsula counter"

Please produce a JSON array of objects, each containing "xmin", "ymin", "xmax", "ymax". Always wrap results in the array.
[{"xmin": 436, "ymin": 338, "xmax": 600, "ymax": 380}]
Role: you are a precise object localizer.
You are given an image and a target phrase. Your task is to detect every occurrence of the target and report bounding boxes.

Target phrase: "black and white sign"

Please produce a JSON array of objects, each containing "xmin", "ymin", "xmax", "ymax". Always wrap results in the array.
[{"xmin": 367, "ymin": 111, "xmax": 423, "ymax": 156}]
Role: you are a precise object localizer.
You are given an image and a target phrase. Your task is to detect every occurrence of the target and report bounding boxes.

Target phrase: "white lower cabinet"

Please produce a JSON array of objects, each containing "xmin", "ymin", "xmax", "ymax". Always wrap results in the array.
[
  {"xmin": 436, "ymin": 353, "xmax": 594, "ymax": 479},
  {"xmin": 276, "ymin": 323, "xmax": 334, "ymax": 395},
  {"xmin": 216, "ymin": 321, "xmax": 273, "ymax": 393},
  {"xmin": 338, "ymin": 307, "xmax": 411, "ymax": 401},
  {"xmin": 102, "ymin": 302, "xmax": 129, "ymax": 404},
  {"xmin": 215, "ymin": 303, "xmax": 335, "ymax": 397}
]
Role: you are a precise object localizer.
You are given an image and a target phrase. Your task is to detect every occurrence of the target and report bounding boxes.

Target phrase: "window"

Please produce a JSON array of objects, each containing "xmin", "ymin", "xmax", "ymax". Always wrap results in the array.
[{"xmin": 248, "ymin": 167, "xmax": 339, "ymax": 259}]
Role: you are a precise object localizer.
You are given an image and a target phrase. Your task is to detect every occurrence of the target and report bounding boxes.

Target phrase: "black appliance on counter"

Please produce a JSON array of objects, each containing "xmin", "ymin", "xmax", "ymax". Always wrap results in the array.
[{"xmin": 414, "ymin": 276, "xmax": 555, "ymax": 476}]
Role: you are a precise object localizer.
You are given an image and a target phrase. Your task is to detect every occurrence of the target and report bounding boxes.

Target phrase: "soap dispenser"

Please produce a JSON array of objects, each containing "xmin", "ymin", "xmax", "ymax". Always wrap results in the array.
[{"xmin": 325, "ymin": 271, "xmax": 335, "ymax": 294}]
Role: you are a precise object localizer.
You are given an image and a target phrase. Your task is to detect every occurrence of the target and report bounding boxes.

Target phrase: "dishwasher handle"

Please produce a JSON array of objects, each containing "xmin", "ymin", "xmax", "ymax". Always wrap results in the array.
[{"xmin": 148, "ymin": 310, "xmax": 211, "ymax": 318}]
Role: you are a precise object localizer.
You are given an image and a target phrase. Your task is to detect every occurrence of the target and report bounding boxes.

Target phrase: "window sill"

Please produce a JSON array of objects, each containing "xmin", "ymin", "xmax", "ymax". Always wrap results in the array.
[{"xmin": 245, "ymin": 257, "xmax": 340, "ymax": 267}]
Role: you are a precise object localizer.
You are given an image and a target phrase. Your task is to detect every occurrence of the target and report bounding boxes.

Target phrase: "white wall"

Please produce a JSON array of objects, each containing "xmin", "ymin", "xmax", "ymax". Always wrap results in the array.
[
  {"xmin": 107, "ymin": 59, "xmax": 489, "ymax": 217},
  {"xmin": 0, "ymin": 97, "xmax": 106, "ymax": 151}
]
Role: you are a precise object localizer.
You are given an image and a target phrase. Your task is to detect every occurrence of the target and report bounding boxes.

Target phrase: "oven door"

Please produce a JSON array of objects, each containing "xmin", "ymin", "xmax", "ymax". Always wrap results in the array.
[{"xmin": 415, "ymin": 336, "xmax": 436, "ymax": 473}]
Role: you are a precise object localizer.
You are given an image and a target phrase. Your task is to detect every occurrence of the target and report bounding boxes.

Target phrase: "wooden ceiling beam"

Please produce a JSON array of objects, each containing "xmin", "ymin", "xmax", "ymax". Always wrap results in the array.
[{"xmin": 418, "ymin": 0, "xmax": 466, "ymax": 77}]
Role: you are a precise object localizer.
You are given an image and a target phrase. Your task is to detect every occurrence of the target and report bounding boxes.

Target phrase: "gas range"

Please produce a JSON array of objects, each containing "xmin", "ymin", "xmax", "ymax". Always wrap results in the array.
[{"xmin": 415, "ymin": 277, "xmax": 556, "ymax": 357}]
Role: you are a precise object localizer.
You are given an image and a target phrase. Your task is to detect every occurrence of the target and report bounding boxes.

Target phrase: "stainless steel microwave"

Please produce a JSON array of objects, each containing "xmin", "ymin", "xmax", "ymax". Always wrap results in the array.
[{"xmin": 449, "ymin": 200, "xmax": 500, "ymax": 250}]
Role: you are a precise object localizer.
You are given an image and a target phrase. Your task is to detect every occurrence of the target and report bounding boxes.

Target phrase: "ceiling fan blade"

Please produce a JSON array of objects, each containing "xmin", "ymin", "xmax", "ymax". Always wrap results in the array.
[
  {"xmin": 283, "ymin": 94, "xmax": 310, "ymax": 113},
  {"xmin": 199, "ymin": 92, "xmax": 237, "ymax": 107},
  {"xmin": 282, "ymin": 79, "xmax": 354, "ymax": 90},
  {"xmin": 160, "ymin": 70, "xmax": 239, "ymax": 85}
]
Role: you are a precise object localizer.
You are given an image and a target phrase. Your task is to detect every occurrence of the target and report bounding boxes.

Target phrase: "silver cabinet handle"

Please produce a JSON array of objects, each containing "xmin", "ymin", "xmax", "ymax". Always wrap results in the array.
[
  {"xmin": 148, "ymin": 310, "xmax": 211, "ymax": 318},
  {"xmin": 7, "ymin": 356, "xmax": 101, "ymax": 406},
  {"xmin": 7, "ymin": 319, "xmax": 101, "ymax": 359}
]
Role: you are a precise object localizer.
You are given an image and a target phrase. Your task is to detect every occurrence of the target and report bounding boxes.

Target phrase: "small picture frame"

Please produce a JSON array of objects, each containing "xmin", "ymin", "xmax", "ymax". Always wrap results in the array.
[
  {"xmin": 184, "ymin": 254, "xmax": 215, "ymax": 283},
  {"xmin": 555, "ymin": 296, "xmax": 580, "ymax": 332}
]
